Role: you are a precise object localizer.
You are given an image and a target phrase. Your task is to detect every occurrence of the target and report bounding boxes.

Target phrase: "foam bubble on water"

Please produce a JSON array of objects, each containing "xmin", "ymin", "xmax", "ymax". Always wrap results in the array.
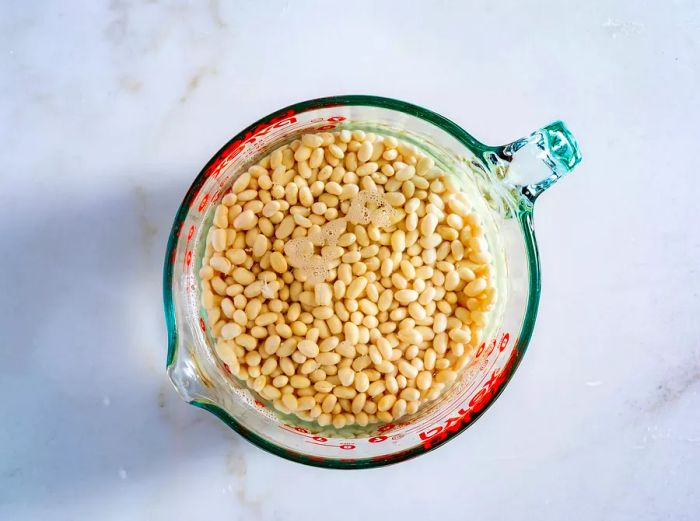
[
  {"xmin": 347, "ymin": 190, "xmax": 396, "ymax": 227},
  {"xmin": 260, "ymin": 280, "xmax": 276, "ymax": 299},
  {"xmin": 284, "ymin": 238, "xmax": 329, "ymax": 284},
  {"xmin": 320, "ymin": 218, "xmax": 347, "ymax": 244},
  {"xmin": 338, "ymin": 340, "xmax": 354, "ymax": 352},
  {"xmin": 284, "ymin": 238, "xmax": 315, "ymax": 268}
]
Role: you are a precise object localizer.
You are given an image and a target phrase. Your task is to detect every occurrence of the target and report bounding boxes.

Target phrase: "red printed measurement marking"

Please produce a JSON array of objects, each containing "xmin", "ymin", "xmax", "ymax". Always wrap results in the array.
[
  {"xmin": 279, "ymin": 424, "xmax": 328, "ymax": 442},
  {"xmin": 182, "ymin": 220, "xmax": 197, "ymax": 268},
  {"xmin": 279, "ymin": 423, "xmax": 357, "ymax": 449},
  {"xmin": 171, "ymin": 222, "xmax": 184, "ymax": 266},
  {"xmin": 377, "ymin": 423, "xmax": 396, "ymax": 433},
  {"xmin": 280, "ymin": 424, "xmax": 313, "ymax": 435},
  {"xmin": 306, "ymin": 440, "xmax": 357, "ymax": 450},
  {"xmin": 210, "ymin": 187, "xmax": 223, "ymax": 203},
  {"xmin": 499, "ymin": 333, "xmax": 510, "ymax": 351},
  {"xmin": 197, "ymin": 193, "xmax": 209, "ymax": 212}
]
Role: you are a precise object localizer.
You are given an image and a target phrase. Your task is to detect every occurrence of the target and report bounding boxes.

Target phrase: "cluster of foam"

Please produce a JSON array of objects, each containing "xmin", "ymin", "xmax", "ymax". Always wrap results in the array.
[
  {"xmin": 308, "ymin": 217, "xmax": 347, "ymax": 246},
  {"xmin": 346, "ymin": 190, "xmax": 395, "ymax": 227},
  {"xmin": 283, "ymin": 190, "xmax": 396, "ymax": 284}
]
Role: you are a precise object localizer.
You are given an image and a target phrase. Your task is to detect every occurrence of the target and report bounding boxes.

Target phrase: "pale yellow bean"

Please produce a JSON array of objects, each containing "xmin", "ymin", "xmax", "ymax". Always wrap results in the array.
[
  {"xmin": 445, "ymin": 270, "xmax": 461, "ymax": 291},
  {"xmin": 314, "ymin": 283, "xmax": 332, "ymax": 306},
  {"xmin": 338, "ymin": 367, "xmax": 355, "ymax": 387},
  {"xmin": 290, "ymin": 374, "xmax": 311, "ymax": 388},
  {"xmin": 391, "ymin": 230, "xmax": 406, "ymax": 252},
  {"xmin": 354, "ymin": 371, "xmax": 370, "ymax": 393},
  {"xmin": 436, "ymin": 370, "xmax": 457, "ymax": 384},
  {"xmin": 391, "ymin": 398, "xmax": 407, "ymax": 418},
  {"xmin": 211, "ymin": 228, "xmax": 227, "ymax": 252},
  {"xmin": 400, "ymin": 387, "xmax": 421, "ymax": 401},
  {"xmin": 375, "ymin": 337, "xmax": 393, "ymax": 360},
  {"xmin": 394, "ymin": 289, "xmax": 418, "ymax": 304},
  {"xmin": 398, "ymin": 360, "xmax": 419, "ymax": 379},
  {"xmin": 297, "ymin": 340, "xmax": 319, "ymax": 358},
  {"xmin": 435, "ymin": 358, "xmax": 451, "ymax": 370},
  {"xmin": 302, "ymin": 133, "xmax": 324, "ymax": 148},
  {"xmin": 333, "ymin": 386, "xmax": 357, "ymax": 399},
  {"xmin": 464, "ymin": 277, "xmax": 487, "ymax": 297},
  {"xmin": 395, "ymin": 165, "xmax": 415, "ymax": 181},
  {"xmin": 315, "ymin": 380, "xmax": 334, "ymax": 393},
  {"xmin": 375, "ymin": 360, "xmax": 395, "ymax": 374},
  {"xmin": 220, "ymin": 323, "xmax": 242, "ymax": 340},
  {"xmin": 232, "ymin": 210, "xmax": 256, "ymax": 231},
  {"xmin": 282, "ymin": 393, "xmax": 298, "ymax": 411},
  {"xmin": 317, "ymin": 352, "xmax": 341, "ymax": 365},
  {"xmin": 351, "ymin": 392, "xmax": 367, "ymax": 414},
  {"xmin": 449, "ymin": 328, "xmax": 471, "ymax": 343},
  {"xmin": 377, "ymin": 394, "xmax": 397, "ymax": 412},
  {"xmin": 328, "ymin": 143, "xmax": 344, "ymax": 159},
  {"xmin": 397, "ymin": 328, "xmax": 422, "ymax": 345},
  {"xmin": 357, "ymin": 141, "xmax": 373, "ymax": 163}
]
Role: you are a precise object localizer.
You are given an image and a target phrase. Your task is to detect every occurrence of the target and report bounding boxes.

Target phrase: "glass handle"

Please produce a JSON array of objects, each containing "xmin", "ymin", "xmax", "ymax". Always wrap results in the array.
[{"xmin": 499, "ymin": 121, "xmax": 582, "ymax": 201}]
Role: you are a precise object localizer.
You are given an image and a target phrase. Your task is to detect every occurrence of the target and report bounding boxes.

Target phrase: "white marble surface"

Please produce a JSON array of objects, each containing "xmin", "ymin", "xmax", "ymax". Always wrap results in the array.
[{"xmin": 2, "ymin": 1, "xmax": 699, "ymax": 519}]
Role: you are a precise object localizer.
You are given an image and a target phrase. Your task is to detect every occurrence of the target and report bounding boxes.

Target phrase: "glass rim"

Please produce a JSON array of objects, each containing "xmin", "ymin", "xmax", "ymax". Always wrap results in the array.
[{"xmin": 163, "ymin": 95, "xmax": 541, "ymax": 469}]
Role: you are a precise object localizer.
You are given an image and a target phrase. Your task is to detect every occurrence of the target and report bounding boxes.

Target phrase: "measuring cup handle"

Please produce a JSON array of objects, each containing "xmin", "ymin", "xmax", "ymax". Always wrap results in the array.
[{"xmin": 497, "ymin": 121, "xmax": 582, "ymax": 201}]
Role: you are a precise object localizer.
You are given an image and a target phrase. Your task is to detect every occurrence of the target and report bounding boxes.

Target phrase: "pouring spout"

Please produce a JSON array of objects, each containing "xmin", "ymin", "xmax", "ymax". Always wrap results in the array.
[{"xmin": 498, "ymin": 121, "xmax": 582, "ymax": 201}]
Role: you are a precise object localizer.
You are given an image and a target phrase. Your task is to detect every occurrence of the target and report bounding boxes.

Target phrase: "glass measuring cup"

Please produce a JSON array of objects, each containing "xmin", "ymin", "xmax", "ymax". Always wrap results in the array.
[{"xmin": 163, "ymin": 95, "xmax": 582, "ymax": 468}]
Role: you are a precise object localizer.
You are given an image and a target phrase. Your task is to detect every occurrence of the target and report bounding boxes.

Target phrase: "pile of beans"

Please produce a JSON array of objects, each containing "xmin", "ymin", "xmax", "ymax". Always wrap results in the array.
[{"xmin": 199, "ymin": 129, "xmax": 495, "ymax": 429}]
